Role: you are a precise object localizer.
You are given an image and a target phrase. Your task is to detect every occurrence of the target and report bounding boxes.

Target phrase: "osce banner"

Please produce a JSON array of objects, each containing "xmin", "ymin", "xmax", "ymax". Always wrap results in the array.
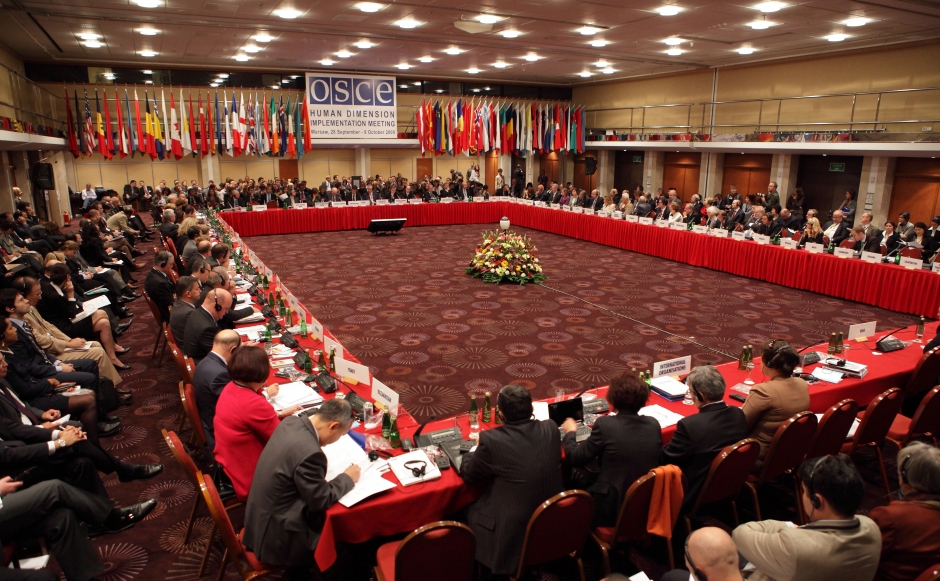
[{"xmin": 305, "ymin": 73, "xmax": 397, "ymax": 139}]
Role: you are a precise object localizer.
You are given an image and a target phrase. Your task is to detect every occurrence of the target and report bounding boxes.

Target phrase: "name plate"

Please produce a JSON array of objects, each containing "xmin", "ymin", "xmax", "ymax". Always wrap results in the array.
[
  {"xmin": 233, "ymin": 206, "xmax": 247, "ymax": 212},
  {"xmin": 536, "ymin": 201, "xmax": 547, "ymax": 207},
  {"xmin": 753, "ymin": 234, "xmax": 770, "ymax": 245},
  {"xmin": 440, "ymin": 197, "xmax": 453, "ymax": 204},
  {"xmin": 371, "ymin": 378, "xmax": 399, "ymax": 413},
  {"xmin": 347, "ymin": 200, "xmax": 363, "ymax": 207},
  {"xmin": 292, "ymin": 202, "xmax": 308, "ymax": 209},
  {"xmin": 848, "ymin": 321, "xmax": 877, "ymax": 341},
  {"xmin": 323, "ymin": 336, "xmax": 344, "ymax": 360},
  {"xmin": 731, "ymin": 230, "xmax": 746, "ymax": 241},
  {"xmin": 655, "ymin": 219, "xmax": 668, "ymax": 228},
  {"xmin": 933, "ymin": 261, "xmax": 940, "ymax": 273},
  {"xmin": 315, "ymin": 202, "xmax": 329, "ymax": 208},
  {"xmin": 834, "ymin": 247, "xmax": 855, "ymax": 259},
  {"xmin": 639, "ymin": 216, "xmax": 654, "ymax": 225},
  {"xmin": 669, "ymin": 222, "xmax": 686, "ymax": 231},
  {"xmin": 573, "ymin": 207, "xmax": 585, "ymax": 214},
  {"xmin": 780, "ymin": 238, "xmax": 798, "ymax": 249},
  {"xmin": 692, "ymin": 225, "xmax": 708, "ymax": 234},
  {"xmin": 529, "ymin": 200, "xmax": 537, "ymax": 206},
  {"xmin": 653, "ymin": 355, "xmax": 692, "ymax": 378},
  {"xmin": 334, "ymin": 201, "xmax": 348, "ymax": 207},
  {"xmin": 612, "ymin": 211, "xmax": 623, "ymax": 219},
  {"xmin": 806, "ymin": 242, "xmax": 824, "ymax": 254},
  {"xmin": 336, "ymin": 357, "xmax": 370, "ymax": 386},
  {"xmin": 900, "ymin": 256, "xmax": 924, "ymax": 270},
  {"xmin": 861, "ymin": 251, "xmax": 882, "ymax": 263},
  {"xmin": 310, "ymin": 317, "xmax": 324, "ymax": 341},
  {"xmin": 375, "ymin": 199, "xmax": 389, "ymax": 205},
  {"xmin": 711, "ymin": 228, "xmax": 729, "ymax": 238},
  {"xmin": 408, "ymin": 198, "xmax": 422, "ymax": 204},
  {"xmin": 250, "ymin": 204, "xmax": 268, "ymax": 212},
  {"xmin": 625, "ymin": 214, "xmax": 638, "ymax": 223},
  {"xmin": 562, "ymin": 205, "xmax": 571, "ymax": 211}
]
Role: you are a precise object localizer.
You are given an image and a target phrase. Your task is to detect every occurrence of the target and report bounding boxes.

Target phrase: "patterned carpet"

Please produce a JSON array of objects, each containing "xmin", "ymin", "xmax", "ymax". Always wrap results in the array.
[{"xmin": 246, "ymin": 224, "xmax": 919, "ymax": 423}]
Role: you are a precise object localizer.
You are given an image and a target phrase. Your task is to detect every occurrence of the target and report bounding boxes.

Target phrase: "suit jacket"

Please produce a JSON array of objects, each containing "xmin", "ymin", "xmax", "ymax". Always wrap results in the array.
[
  {"xmin": 243, "ymin": 416, "xmax": 354, "ymax": 567},
  {"xmin": 192, "ymin": 352, "xmax": 230, "ymax": 442},
  {"xmin": 869, "ymin": 494, "xmax": 940, "ymax": 581},
  {"xmin": 563, "ymin": 411, "xmax": 662, "ymax": 526},
  {"xmin": 634, "ymin": 202, "xmax": 652, "ymax": 216},
  {"xmin": 159, "ymin": 221, "xmax": 178, "ymax": 240},
  {"xmin": 741, "ymin": 376, "xmax": 810, "ymax": 458},
  {"xmin": 144, "ymin": 269, "xmax": 175, "ymax": 322},
  {"xmin": 733, "ymin": 516, "xmax": 881, "ymax": 581},
  {"xmin": 169, "ymin": 299, "xmax": 195, "ymax": 344},
  {"xmin": 0, "ymin": 417, "xmax": 55, "ymax": 478},
  {"xmin": 461, "ymin": 419, "xmax": 564, "ymax": 575},
  {"xmin": 105, "ymin": 212, "xmax": 133, "ymax": 235},
  {"xmin": 36, "ymin": 279, "xmax": 85, "ymax": 339},
  {"xmin": 182, "ymin": 306, "xmax": 219, "ymax": 363},
  {"xmin": 661, "ymin": 402, "xmax": 747, "ymax": 511},
  {"xmin": 824, "ymin": 221, "xmax": 851, "ymax": 246}
]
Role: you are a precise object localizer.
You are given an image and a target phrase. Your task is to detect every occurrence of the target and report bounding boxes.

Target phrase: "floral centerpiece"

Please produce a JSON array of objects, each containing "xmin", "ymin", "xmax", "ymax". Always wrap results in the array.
[{"xmin": 466, "ymin": 229, "xmax": 546, "ymax": 285}]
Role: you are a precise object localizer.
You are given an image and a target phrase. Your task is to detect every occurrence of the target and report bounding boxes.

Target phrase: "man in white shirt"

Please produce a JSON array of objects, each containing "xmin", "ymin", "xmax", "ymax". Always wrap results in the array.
[
  {"xmin": 80, "ymin": 184, "xmax": 97, "ymax": 210},
  {"xmin": 733, "ymin": 455, "xmax": 881, "ymax": 581}
]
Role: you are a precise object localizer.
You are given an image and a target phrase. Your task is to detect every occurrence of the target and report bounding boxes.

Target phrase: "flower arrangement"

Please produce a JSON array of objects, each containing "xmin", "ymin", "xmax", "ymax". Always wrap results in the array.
[{"xmin": 466, "ymin": 230, "xmax": 546, "ymax": 285}]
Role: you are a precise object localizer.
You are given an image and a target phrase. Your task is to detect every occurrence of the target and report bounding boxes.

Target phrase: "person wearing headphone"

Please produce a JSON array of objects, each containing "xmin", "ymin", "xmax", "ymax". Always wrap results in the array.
[
  {"xmin": 733, "ymin": 455, "xmax": 881, "ymax": 581},
  {"xmin": 869, "ymin": 442, "xmax": 940, "ymax": 581},
  {"xmin": 661, "ymin": 527, "xmax": 743, "ymax": 581},
  {"xmin": 740, "ymin": 339, "xmax": 810, "ymax": 461},
  {"xmin": 143, "ymin": 251, "xmax": 175, "ymax": 323},
  {"xmin": 181, "ymin": 288, "xmax": 232, "ymax": 364}
]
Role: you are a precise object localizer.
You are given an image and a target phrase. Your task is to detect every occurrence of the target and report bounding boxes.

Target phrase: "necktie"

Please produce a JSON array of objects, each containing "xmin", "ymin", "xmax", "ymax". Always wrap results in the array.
[
  {"xmin": 0, "ymin": 382, "xmax": 39, "ymax": 424},
  {"xmin": 22, "ymin": 321, "xmax": 54, "ymax": 366}
]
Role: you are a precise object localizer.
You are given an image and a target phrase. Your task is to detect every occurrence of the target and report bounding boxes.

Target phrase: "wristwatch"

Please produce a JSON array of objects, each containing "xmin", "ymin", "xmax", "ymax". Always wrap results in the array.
[{"xmin": 56, "ymin": 439, "xmax": 66, "ymax": 449}]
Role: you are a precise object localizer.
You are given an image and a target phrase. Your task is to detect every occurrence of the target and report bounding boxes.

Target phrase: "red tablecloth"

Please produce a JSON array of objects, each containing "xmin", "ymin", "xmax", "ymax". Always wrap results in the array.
[{"xmin": 219, "ymin": 204, "xmax": 940, "ymax": 317}]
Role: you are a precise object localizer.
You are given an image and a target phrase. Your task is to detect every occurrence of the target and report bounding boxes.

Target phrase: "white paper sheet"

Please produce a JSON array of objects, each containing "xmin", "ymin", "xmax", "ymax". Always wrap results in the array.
[
  {"xmin": 533, "ymin": 401, "xmax": 550, "ymax": 421},
  {"xmin": 269, "ymin": 381, "xmax": 322, "ymax": 410},
  {"xmin": 811, "ymin": 367, "xmax": 844, "ymax": 384},
  {"xmin": 638, "ymin": 404, "xmax": 684, "ymax": 428},
  {"xmin": 323, "ymin": 434, "xmax": 373, "ymax": 481}
]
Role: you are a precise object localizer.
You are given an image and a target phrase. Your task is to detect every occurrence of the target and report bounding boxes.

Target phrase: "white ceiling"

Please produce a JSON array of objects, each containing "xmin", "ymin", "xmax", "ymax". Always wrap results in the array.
[{"xmin": 3, "ymin": 0, "xmax": 940, "ymax": 85}]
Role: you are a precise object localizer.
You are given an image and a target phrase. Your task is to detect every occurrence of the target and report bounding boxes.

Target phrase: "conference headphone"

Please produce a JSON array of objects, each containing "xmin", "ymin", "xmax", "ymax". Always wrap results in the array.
[
  {"xmin": 764, "ymin": 339, "xmax": 792, "ymax": 370},
  {"xmin": 158, "ymin": 252, "xmax": 170, "ymax": 268},
  {"xmin": 804, "ymin": 456, "xmax": 826, "ymax": 510},
  {"xmin": 367, "ymin": 449, "xmax": 393, "ymax": 462},
  {"xmin": 213, "ymin": 289, "xmax": 223, "ymax": 312},
  {"xmin": 899, "ymin": 451, "xmax": 912, "ymax": 486},
  {"xmin": 684, "ymin": 533, "xmax": 708, "ymax": 581},
  {"xmin": 404, "ymin": 460, "xmax": 427, "ymax": 478}
]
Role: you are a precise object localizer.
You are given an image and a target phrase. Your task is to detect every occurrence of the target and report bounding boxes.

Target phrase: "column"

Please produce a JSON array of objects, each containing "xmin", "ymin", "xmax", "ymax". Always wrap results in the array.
[
  {"xmin": 524, "ymin": 154, "xmax": 536, "ymax": 189},
  {"xmin": 563, "ymin": 153, "xmax": 574, "ymax": 186},
  {"xmin": 354, "ymin": 148, "xmax": 370, "ymax": 178},
  {"xmin": 499, "ymin": 154, "xmax": 512, "ymax": 183},
  {"xmin": 596, "ymin": 149, "xmax": 615, "ymax": 196},
  {"xmin": 771, "ymin": 154, "xmax": 799, "ymax": 206},
  {"xmin": 0, "ymin": 152, "xmax": 14, "ymax": 214},
  {"xmin": 860, "ymin": 156, "xmax": 897, "ymax": 226},
  {"xmin": 49, "ymin": 151, "xmax": 72, "ymax": 225},
  {"xmin": 198, "ymin": 154, "xmax": 221, "ymax": 186},
  {"xmin": 642, "ymin": 150, "xmax": 664, "ymax": 198},
  {"xmin": 700, "ymin": 152, "xmax": 724, "ymax": 200},
  {"xmin": 11, "ymin": 152, "xmax": 32, "ymax": 206}
]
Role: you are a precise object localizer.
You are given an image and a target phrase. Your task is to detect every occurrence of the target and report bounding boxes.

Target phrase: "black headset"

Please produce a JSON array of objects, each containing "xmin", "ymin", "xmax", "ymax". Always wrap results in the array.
[
  {"xmin": 213, "ymin": 289, "xmax": 223, "ymax": 312},
  {"xmin": 764, "ymin": 339, "xmax": 792, "ymax": 370},
  {"xmin": 158, "ymin": 252, "xmax": 169, "ymax": 268},
  {"xmin": 899, "ymin": 451, "xmax": 912, "ymax": 486},
  {"xmin": 805, "ymin": 456, "xmax": 826, "ymax": 509},
  {"xmin": 404, "ymin": 460, "xmax": 426, "ymax": 478},
  {"xmin": 684, "ymin": 533, "xmax": 708, "ymax": 581}
]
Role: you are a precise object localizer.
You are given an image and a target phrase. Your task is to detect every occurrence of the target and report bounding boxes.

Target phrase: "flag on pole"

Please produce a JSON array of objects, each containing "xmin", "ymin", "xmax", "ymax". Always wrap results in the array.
[
  {"xmin": 65, "ymin": 88, "xmax": 79, "ymax": 158},
  {"xmin": 169, "ymin": 91, "xmax": 182, "ymax": 160},
  {"xmin": 231, "ymin": 91, "xmax": 241, "ymax": 157},
  {"xmin": 278, "ymin": 94, "xmax": 287, "ymax": 156},
  {"xmin": 102, "ymin": 89, "xmax": 115, "ymax": 158},
  {"xmin": 223, "ymin": 91, "xmax": 232, "ymax": 156},
  {"xmin": 214, "ymin": 91, "xmax": 222, "ymax": 156},
  {"xmin": 143, "ymin": 92, "xmax": 155, "ymax": 160},
  {"xmin": 268, "ymin": 94, "xmax": 278, "ymax": 155},
  {"xmin": 186, "ymin": 93, "xmax": 197, "ymax": 157},
  {"xmin": 237, "ymin": 91, "xmax": 247, "ymax": 155},
  {"xmin": 199, "ymin": 94, "xmax": 208, "ymax": 157},
  {"xmin": 179, "ymin": 89, "xmax": 192, "ymax": 157},
  {"xmin": 154, "ymin": 91, "xmax": 166, "ymax": 160},
  {"xmin": 286, "ymin": 95, "xmax": 296, "ymax": 158},
  {"xmin": 301, "ymin": 97, "xmax": 311, "ymax": 153},
  {"xmin": 294, "ymin": 100, "xmax": 303, "ymax": 159},
  {"xmin": 125, "ymin": 88, "xmax": 136, "ymax": 156},
  {"xmin": 114, "ymin": 90, "xmax": 128, "ymax": 159},
  {"xmin": 246, "ymin": 93, "xmax": 256, "ymax": 155},
  {"xmin": 83, "ymin": 88, "xmax": 96, "ymax": 156},
  {"xmin": 135, "ymin": 89, "xmax": 147, "ymax": 156},
  {"xmin": 95, "ymin": 89, "xmax": 107, "ymax": 158}
]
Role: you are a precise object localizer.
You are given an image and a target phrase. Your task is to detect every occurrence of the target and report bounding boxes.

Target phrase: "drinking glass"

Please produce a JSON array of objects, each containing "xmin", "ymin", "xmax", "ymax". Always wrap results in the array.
[{"xmin": 744, "ymin": 361, "xmax": 756, "ymax": 385}]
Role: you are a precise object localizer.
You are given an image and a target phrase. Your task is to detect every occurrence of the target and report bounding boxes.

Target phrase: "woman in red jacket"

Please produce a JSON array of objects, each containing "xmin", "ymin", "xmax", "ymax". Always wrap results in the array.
[{"xmin": 212, "ymin": 345, "xmax": 300, "ymax": 501}]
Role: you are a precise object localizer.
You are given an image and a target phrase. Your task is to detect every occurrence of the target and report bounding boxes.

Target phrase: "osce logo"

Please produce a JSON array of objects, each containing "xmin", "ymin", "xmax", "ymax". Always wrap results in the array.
[{"xmin": 308, "ymin": 75, "xmax": 395, "ymax": 107}]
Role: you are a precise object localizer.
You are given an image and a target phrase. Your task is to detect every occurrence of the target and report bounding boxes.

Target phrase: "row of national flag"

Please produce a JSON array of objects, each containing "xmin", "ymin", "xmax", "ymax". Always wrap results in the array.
[
  {"xmin": 65, "ymin": 87, "xmax": 313, "ymax": 160},
  {"xmin": 416, "ymin": 99, "xmax": 585, "ymax": 157}
]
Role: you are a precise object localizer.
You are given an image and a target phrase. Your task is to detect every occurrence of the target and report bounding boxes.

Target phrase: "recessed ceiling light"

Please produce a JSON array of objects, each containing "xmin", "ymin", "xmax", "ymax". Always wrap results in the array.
[
  {"xmin": 588, "ymin": 39, "xmax": 610, "ymax": 47},
  {"xmin": 578, "ymin": 71, "xmax": 594, "ymax": 77},
  {"xmin": 666, "ymin": 48, "xmax": 684, "ymax": 56},
  {"xmin": 577, "ymin": 26, "xmax": 602, "ymax": 35},
  {"xmin": 825, "ymin": 33, "xmax": 848, "ymax": 41},
  {"xmin": 844, "ymin": 17, "xmax": 870, "ymax": 26},
  {"xmin": 135, "ymin": 0, "xmax": 160, "ymax": 7},
  {"xmin": 290, "ymin": 75, "xmax": 299, "ymax": 79},
  {"xmin": 83, "ymin": 40, "xmax": 103, "ymax": 48},
  {"xmin": 234, "ymin": 54, "xmax": 250, "ymax": 61},
  {"xmin": 273, "ymin": 8, "xmax": 301, "ymax": 18},
  {"xmin": 219, "ymin": 73, "xmax": 229, "ymax": 78},
  {"xmin": 395, "ymin": 18, "xmax": 421, "ymax": 28},
  {"xmin": 498, "ymin": 30, "xmax": 522, "ymax": 38},
  {"xmin": 243, "ymin": 45, "xmax": 261, "ymax": 53},
  {"xmin": 253, "ymin": 33, "xmax": 274, "ymax": 42},
  {"xmin": 319, "ymin": 58, "xmax": 335, "ymax": 65},
  {"xmin": 418, "ymin": 56, "xmax": 434, "ymax": 63},
  {"xmin": 444, "ymin": 47, "xmax": 464, "ymax": 55},
  {"xmin": 466, "ymin": 68, "xmax": 481, "ymax": 74},
  {"xmin": 396, "ymin": 63, "xmax": 413, "ymax": 69},
  {"xmin": 493, "ymin": 61, "xmax": 510, "ymax": 68},
  {"xmin": 749, "ymin": 18, "xmax": 775, "ymax": 29},
  {"xmin": 594, "ymin": 59, "xmax": 610, "ymax": 67},
  {"xmin": 754, "ymin": 1, "xmax": 786, "ymax": 12},
  {"xmin": 664, "ymin": 37, "xmax": 684, "ymax": 45},
  {"xmin": 103, "ymin": 73, "xmax": 115, "ymax": 79},
  {"xmin": 137, "ymin": 28, "xmax": 159, "ymax": 35},
  {"xmin": 145, "ymin": 80, "xmax": 153, "ymax": 84},
  {"xmin": 281, "ymin": 79, "xmax": 289, "ymax": 83},
  {"xmin": 522, "ymin": 53, "xmax": 541, "ymax": 61},
  {"xmin": 656, "ymin": 5, "xmax": 682, "ymax": 16},
  {"xmin": 77, "ymin": 33, "xmax": 101, "ymax": 40},
  {"xmin": 484, "ymin": 87, "xmax": 490, "ymax": 90},
  {"xmin": 142, "ymin": 69, "xmax": 152, "ymax": 74},
  {"xmin": 356, "ymin": 2, "xmax": 384, "ymax": 12},
  {"xmin": 435, "ymin": 89, "xmax": 444, "ymax": 93},
  {"xmin": 400, "ymin": 84, "xmax": 408, "ymax": 88},
  {"xmin": 335, "ymin": 50, "xmax": 353, "ymax": 58},
  {"xmin": 736, "ymin": 47, "xmax": 757, "ymax": 54},
  {"xmin": 354, "ymin": 40, "xmax": 375, "ymax": 49},
  {"xmin": 476, "ymin": 14, "xmax": 504, "ymax": 24},
  {"xmin": 139, "ymin": 50, "xmax": 157, "ymax": 57},
  {"xmin": 472, "ymin": 88, "xmax": 480, "ymax": 92},
  {"xmin": 209, "ymin": 83, "xmax": 218, "ymax": 88},
  {"xmin": 413, "ymin": 81, "xmax": 422, "ymax": 85},
  {"xmin": 601, "ymin": 67, "xmax": 616, "ymax": 74},
  {"xmin": 271, "ymin": 85, "xmax": 280, "ymax": 90}
]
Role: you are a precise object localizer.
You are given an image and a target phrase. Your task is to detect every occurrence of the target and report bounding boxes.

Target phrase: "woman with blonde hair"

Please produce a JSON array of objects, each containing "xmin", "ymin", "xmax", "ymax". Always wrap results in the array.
[
  {"xmin": 618, "ymin": 190, "xmax": 634, "ymax": 215},
  {"xmin": 798, "ymin": 216, "xmax": 824, "ymax": 247},
  {"xmin": 598, "ymin": 195, "xmax": 616, "ymax": 216}
]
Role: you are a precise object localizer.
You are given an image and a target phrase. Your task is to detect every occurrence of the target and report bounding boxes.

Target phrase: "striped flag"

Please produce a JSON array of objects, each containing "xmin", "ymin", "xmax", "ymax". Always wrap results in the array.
[
  {"xmin": 83, "ymin": 88, "xmax": 96, "ymax": 156},
  {"xmin": 169, "ymin": 91, "xmax": 182, "ymax": 160}
]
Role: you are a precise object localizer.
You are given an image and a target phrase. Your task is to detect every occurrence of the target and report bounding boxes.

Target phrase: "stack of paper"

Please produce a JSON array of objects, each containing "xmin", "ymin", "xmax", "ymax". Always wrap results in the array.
[
  {"xmin": 237, "ymin": 311, "xmax": 265, "ymax": 325},
  {"xmin": 388, "ymin": 450, "xmax": 442, "ymax": 487},
  {"xmin": 650, "ymin": 376, "xmax": 689, "ymax": 401},
  {"xmin": 638, "ymin": 404, "xmax": 685, "ymax": 428},
  {"xmin": 72, "ymin": 295, "xmax": 111, "ymax": 323},
  {"xmin": 269, "ymin": 381, "xmax": 322, "ymax": 411},
  {"xmin": 234, "ymin": 324, "xmax": 267, "ymax": 337}
]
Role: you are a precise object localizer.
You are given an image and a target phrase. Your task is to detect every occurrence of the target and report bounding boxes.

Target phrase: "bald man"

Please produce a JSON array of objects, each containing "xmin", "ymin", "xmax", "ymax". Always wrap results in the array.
[
  {"xmin": 182, "ymin": 288, "xmax": 233, "ymax": 364},
  {"xmin": 661, "ymin": 527, "xmax": 743, "ymax": 581},
  {"xmin": 192, "ymin": 329, "xmax": 241, "ymax": 448}
]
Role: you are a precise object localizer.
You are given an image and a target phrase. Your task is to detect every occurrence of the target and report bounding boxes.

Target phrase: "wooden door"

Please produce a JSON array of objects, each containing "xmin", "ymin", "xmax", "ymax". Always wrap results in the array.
[
  {"xmin": 663, "ymin": 152, "xmax": 701, "ymax": 203},
  {"xmin": 484, "ymin": 151, "xmax": 499, "ymax": 191},
  {"xmin": 416, "ymin": 158, "xmax": 434, "ymax": 181},
  {"xmin": 614, "ymin": 151, "xmax": 644, "ymax": 193},
  {"xmin": 540, "ymin": 153, "xmax": 561, "ymax": 184},
  {"xmin": 721, "ymin": 153, "xmax": 772, "ymax": 197},
  {"xmin": 573, "ymin": 151, "xmax": 597, "ymax": 193},
  {"xmin": 795, "ymin": 155, "xmax": 864, "ymax": 219},
  {"xmin": 889, "ymin": 158, "xmax": 940, "ymax": 224},
  {"xmin": 278, "ymin": 160, "xmax": 299, "ymax": 181}
]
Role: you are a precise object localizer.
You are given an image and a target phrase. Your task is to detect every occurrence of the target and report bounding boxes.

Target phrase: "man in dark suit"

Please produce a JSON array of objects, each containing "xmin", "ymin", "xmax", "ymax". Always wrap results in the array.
[
  {"xmin": 588, "ymin": 189, "xmax": 604, "ymax": 213},
  {"xmin": 823, "ymin": 209, "xmax": 851, "ymax": 246},
  {"xmin": 725, "ymin": 200, "xmax": 745, "ymax": 230},
  {"xmin": 182, "ymin": 288, "xmax": 232, "ymax": 364},
  {"xmin": 461, "ymin": 385, "xmax": 563, "ymax": 576},
  {"xmin": 849, "ymin": 225, "xmax": 882, "ymax": 254},
  {"xmin": 633, "ymin": 196, "xmax": 652, "ymax": 217},
  {"xmin": 512, "ymin": 165, "xmax": 524, "ymax": 196},
  {"xmin": 144, "ymin": 251, "xmax": 175, "ymax": 323},
  {"xmin": 661, "ymin": 365, "xmax": 747, "ymax": 512},
  {"xmin": 192, "ymin": 330, "xmax": 239, "ymax": 449},
  {"xmin": 243, "ymin": 399, "xmax": 358, "ymax": 573},
  {"xmin": 455, "ymin": 180, "xmax": 474, "ymax": 202},
  {"xmin": 779, "ymin": 208, "xmax": 800, "ymax": 232},
  {"xmin": 169, "ymin": 276, "xmax": 199, "ymax": 344},
  {"xmin": 159, "ymin": 209, "xmax": 178, "ymax": 240},
  {"xmin": 654, "ymin": 198, "xmax": 670, "ymax": 220}
]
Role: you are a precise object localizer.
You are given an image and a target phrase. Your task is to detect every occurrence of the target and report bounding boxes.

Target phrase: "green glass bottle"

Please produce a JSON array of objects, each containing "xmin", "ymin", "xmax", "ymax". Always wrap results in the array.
[
  {"xmin": 388, "ymin": 414, "xmax": 401, "ymax": 449},
  {"xmin": 381, "ymin": 405, "xmax": 391, "ymax": 440},
  {"xmin": 303, "ymin": 349, "xmax": 313, "ymax": 374},
  {"xmin": 687, "ymin": 220, "xmax": 694, "ymax": 231},
  {"xmin": 916, "ymin": 316, "xmax": 925, "ymax": 339},
  {"xmin": 262, "ymin": 273, "xmax": 269, "ymax": 289},
  {"xmin": 835, "ymin": 332, "xmax": 844, "ymax": 354},
  {"xmin": 264, "ymin": 321, "xmax": 272, "ymax": 342},
  {"xmin": 827, "ymin": 333, "xmax": 837, "ymax": 354},
  {"xmin": 329, "ymin": 348, "xmax": 336, "ymax": 373},
  {"xmin": 300, "ymin": 318, "xmax": 308, "ymax": 339},
  {"xmin": 469, "ymin": 395, "xmax": 479, "ymax": 429},
  {"xmin": 738, "ymin": 346, "xmax": 748, "ymax": 371},
  {"xmin": 482, "ymin": 391, "xmax": 492, "ymax": 423},
  {"xmin": 494, "ymin": 404, "xmax": 501, "ymax": 425},
  {"xmin": 895, "ymin": 253, "xmax": 901, "ymax": 264},
  {"xmin": 317, "ymin": 350, "xmax": 327, "ymax": 373},
  {"xmin": 746, "ymin": 345, "xmax": 753, "ymax": 366}
]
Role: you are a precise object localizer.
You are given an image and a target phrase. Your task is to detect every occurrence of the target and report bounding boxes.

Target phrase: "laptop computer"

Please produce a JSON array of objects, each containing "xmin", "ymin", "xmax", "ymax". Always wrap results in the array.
[{"xmin": 548, "ymin": 397, "xmax": 591, "ymax": 442}]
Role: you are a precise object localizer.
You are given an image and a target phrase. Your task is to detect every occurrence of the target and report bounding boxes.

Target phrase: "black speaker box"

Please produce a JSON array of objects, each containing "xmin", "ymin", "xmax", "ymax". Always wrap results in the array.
[
  {"xmin": 584, "ymin": 157, "xmax": 597, "ymax": 175},
  {"xmin": 31, "ymin": 163, "xmax": 54, "ymax": 190}
]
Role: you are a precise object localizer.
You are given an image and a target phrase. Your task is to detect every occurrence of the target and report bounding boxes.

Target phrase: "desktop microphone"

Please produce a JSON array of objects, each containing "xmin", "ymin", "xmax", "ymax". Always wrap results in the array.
[
  {"xmin": 574, "ymin": 384, "xmax": 596, "ymax": 399},
  {"xmin": 403, "ymin": 414, "xmax": 437, "ymax": 450}
]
